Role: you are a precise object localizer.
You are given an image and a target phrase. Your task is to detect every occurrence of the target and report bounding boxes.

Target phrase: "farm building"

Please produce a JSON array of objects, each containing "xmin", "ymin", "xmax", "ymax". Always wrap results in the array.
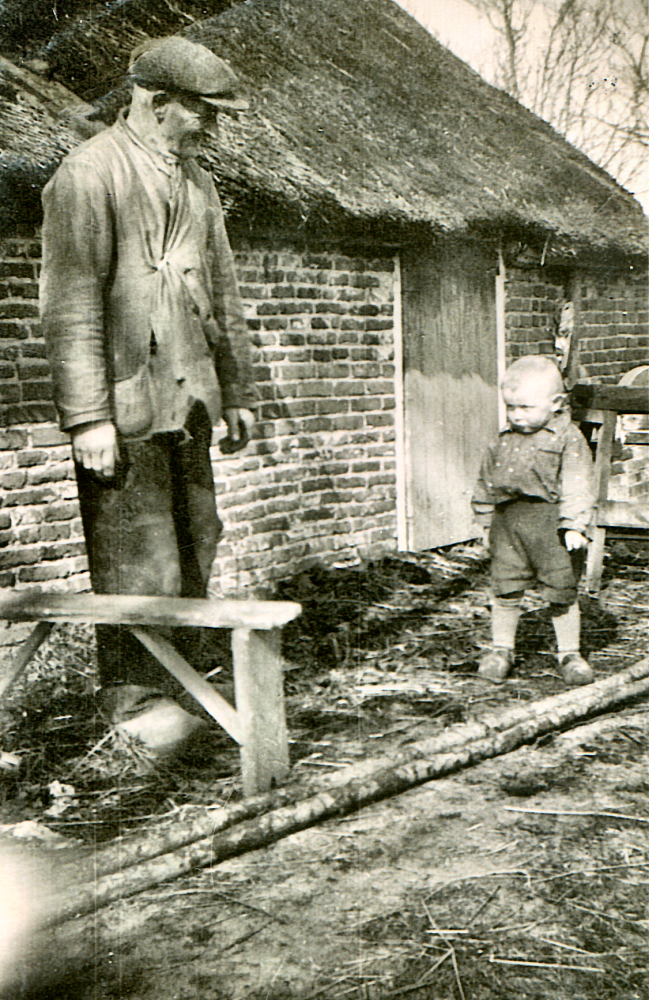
[{"xmin": 0, "ymin": 0, "xmax": 646, "ymax": 610}]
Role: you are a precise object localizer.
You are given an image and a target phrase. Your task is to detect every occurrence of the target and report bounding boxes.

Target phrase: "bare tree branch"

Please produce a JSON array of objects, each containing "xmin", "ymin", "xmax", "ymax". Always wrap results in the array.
[{"xmin": 465, "ymin": 0, "xmax": 649, "ymax": 194}]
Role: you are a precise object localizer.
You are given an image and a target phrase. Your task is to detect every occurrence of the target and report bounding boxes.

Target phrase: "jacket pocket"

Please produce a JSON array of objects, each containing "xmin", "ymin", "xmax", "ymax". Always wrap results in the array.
[
  {"xmin": 535, "ymin": 443, "xmax": 563, "ymax": 493},
  {"xmin": 113, "ymin": 366, "xmax": 154, "ymax": 437}
]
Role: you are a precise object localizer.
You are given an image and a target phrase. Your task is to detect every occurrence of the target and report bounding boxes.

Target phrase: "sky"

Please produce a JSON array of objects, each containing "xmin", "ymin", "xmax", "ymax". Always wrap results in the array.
[
  {"xmin": 395, "ymin": 0, "xmax": 499, "ymax": 80},
  {"xmin": 393, "ymin": 0, "xmax": 649, "ymax": 213}
]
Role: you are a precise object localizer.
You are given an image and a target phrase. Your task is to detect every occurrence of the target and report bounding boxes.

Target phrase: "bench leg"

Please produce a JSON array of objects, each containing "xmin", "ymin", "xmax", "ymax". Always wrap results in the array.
[
  {"xmin": 585, "ymin": 528, "xmax": 607, "ymax": 593},
  {"xmin": 232, "ymin": 627, "xmax": 289, "ymax": 797},
  {"xmin": 0, "ymin": 621, "xmax": 54, "ymax": 700},
  {"xmin": 129, "ymin": 627, "xmax": 242, "ymax": 745}
]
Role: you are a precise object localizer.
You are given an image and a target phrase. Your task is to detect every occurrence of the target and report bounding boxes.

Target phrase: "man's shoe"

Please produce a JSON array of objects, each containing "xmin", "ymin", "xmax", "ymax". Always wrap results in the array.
[
  {"xmin": 559, "ymin": 652, "xmax": 594, "ymax": 686},
  {"xmin": 100, "ymin": 684, "xmax": 209, "ymax": 759},
  {"xmin": 477, "ymin": 648, "xmax": 514, "ymax": 682}
]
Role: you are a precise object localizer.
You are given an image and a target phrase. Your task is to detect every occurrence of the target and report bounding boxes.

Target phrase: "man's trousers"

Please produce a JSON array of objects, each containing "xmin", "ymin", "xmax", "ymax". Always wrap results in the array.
[{"xmin": 76, "ymin": 403, "xmax": 223, "ymax": 689}]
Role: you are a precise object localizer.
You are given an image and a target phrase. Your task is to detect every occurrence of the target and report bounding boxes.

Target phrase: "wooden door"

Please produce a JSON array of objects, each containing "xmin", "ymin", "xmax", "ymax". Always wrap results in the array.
[{"xmin": 401, "ymin": 242, "xmax": 499, "ymax": 550}]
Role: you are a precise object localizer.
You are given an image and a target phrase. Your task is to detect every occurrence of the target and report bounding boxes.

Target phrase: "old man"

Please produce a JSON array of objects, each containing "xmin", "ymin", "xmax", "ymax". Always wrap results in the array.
[{"xmin": 40, "ymin": 36, "xmax": 256, "ymax": 756}]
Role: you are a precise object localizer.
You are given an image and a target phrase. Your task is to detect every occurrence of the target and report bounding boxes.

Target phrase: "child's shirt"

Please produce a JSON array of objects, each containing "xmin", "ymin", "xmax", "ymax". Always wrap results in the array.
[{"xmin": 472, "ymin": 411, "xmax": 595, "ymax": 536}]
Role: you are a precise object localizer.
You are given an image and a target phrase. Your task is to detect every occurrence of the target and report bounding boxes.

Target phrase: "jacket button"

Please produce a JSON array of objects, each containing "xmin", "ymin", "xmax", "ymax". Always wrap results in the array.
[{"xmin": 192, "ymin": 304, "xmax": 200, "ymax": 316}]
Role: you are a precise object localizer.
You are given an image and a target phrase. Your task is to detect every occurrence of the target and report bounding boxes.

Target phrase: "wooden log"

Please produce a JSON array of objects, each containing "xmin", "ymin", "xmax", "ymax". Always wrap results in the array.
[
  {"xmin": 49, "ymin": 655, "xmax": 649, "ymax": 925},
  {"xmin": 67, "ymin": 652, "xmax": 649, "ymax": 885}
]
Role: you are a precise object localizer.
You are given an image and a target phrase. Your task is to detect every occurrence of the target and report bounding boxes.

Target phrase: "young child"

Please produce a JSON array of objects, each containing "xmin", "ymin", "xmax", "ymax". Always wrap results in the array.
[{"xmin": 472, "ymin": 355, "xmax": 596, "ymax": 685}]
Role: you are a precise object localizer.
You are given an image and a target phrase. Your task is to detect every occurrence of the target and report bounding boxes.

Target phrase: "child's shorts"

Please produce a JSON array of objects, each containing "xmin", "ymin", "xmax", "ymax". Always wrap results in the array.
[{"xmin": 489, "ymin": 499, "xmax": 583, "ymax": 605}]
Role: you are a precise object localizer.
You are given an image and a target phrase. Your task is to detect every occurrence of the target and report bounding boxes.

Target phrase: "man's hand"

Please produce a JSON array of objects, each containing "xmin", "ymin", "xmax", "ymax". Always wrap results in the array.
[
  {"xmin": 564, "ymin": 529, "xmax": 588, "ymax": 551},
  {"xmin": 224, "ymin": 407, "xmax": 254, "ymax": 443},
  {"xmin": 71, "ymin": 421, "xmax": 120, "ymax": 478}
]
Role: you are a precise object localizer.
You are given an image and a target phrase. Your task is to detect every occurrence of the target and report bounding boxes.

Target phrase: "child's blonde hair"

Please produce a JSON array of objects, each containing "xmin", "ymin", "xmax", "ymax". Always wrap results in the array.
[{"xmin": 501, "ymin": 355, "xmax": 565, "ymax": 399}]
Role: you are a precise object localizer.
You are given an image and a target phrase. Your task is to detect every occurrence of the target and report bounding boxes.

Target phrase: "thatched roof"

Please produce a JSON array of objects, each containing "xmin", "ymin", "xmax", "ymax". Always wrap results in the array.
[{"xmin": 0, "ymin": 0, "xmax": 646, "ymax": 254}]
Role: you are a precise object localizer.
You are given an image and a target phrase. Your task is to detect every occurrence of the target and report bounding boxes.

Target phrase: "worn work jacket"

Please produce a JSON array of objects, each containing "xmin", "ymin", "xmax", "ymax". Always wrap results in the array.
[
  {"xmin": 472, "ymin": 411, "xmax": 596, "ymax": 536},
  {"xmin": 40, "ymin": 113, "xmax": 255, "ymax": 438}
]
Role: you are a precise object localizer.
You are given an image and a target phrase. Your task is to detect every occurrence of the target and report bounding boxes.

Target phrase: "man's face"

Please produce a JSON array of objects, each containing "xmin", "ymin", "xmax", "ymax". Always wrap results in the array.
[
  {"xmin": 502, "ymin": 377, "xmax": 561, "ymax": 434},
  {"xmin": 158, "ymin": 92, "xmax": 216, "ymax": 155}
]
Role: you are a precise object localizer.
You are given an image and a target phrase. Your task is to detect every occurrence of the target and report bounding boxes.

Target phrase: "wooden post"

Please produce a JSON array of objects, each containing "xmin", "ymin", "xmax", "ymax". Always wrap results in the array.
[
  {"xmin": 232, "ymin": 627, "xmax": 289, "ymax": 797},
  {"xmin": 585, "ymin": 408, "xmax": 617, "ymax": 592}
]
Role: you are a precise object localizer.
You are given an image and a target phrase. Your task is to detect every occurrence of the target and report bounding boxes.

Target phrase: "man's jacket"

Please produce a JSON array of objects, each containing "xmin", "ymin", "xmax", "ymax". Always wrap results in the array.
[{"xmin": 40, "ymin": 114, "xmax": 255, "ymax": 438}]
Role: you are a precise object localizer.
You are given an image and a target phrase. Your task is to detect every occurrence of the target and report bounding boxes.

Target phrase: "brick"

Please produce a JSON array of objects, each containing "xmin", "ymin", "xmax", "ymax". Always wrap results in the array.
[
  {"xmin": 30, "ymin": 426, "xmax": 69, "ymax": 447},
  {"xmin": 366, "ymin": 413, "xmax": 394, "ymax": 427},
  {"xmin": 18, "ymin": 360, "xmax": 50, "ymax": 379},
  {"xmin": 0, "ymin": 262, "xmax": 34, "ymax": 279},
  {"xmin": 0, "ymin": 470, "xmax": 27, "ymax": 489},
  {"xmin": 301, "ymin": 508, "xmax": 334, "ymax": 522},
  {"xmin": 0, "ymin": 429, "xmax": 28, "ymax": 449},
  {"xmin": 41, "ymin": 541, "xmax": 86, "ymax": 561},
  {"xmin": 42, "ymin": 502, "xmax": 79, "ymax": 522},
  {"xmin": 8, "ymin": 280, "xmax": 39, "ymax": 299},
  {"xmin": 17, "ymin": 559, "xmax": 76, "ymax": 582},
  {"xmin": 27, "ymin": 463, "xmax": 74, "ymax": 485},
  {"xmin": 364, "ymin": 319, "xmax": 393, "ymax": 332},
  {"xmin": 0, "ymin": 384, "xmax": 19, "ymax": 404},
  {"xmin": 0, "ymin": 546, "xmax": 42, "ymax": 569},
  {"xmin": 0, "ymin": 301, "xmax": 38, "ymax": 318}
]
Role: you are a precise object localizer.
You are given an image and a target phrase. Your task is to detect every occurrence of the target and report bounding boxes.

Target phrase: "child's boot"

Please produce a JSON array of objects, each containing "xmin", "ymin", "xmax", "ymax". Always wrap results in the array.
[
  {"xmin": 558, "ymin": 652, "xmax": 593, "ymax": 686},
  {"xmin": 478, "ymin": 648, "xmax": 514, "ymax": 682},
  {"xmin": 551, "ymin": 602, "xmax": 593, "ymax": 685},
  {"xmin": 479, "ymin": 594, "xmax": 521, "ymax": 681}
]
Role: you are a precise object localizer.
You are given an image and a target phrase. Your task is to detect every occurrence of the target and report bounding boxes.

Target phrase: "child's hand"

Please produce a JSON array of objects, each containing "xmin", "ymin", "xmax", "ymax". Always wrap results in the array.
[{"xmin": 564, "ymin": 530, "xmax": 588, "ymax": 551}]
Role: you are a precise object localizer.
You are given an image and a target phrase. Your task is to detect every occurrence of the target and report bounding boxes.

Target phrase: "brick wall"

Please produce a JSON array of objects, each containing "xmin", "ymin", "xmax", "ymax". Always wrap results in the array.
[
  {"xmin": 1, "ymin": 239, "xmax": 646, "ymax": 600},
  {"xmin": 579, "ymin": 270, "xmax": 648, "ymax": 382},
  {"xmin": 504, "ymin": 261, "xmax": 648, "ymax": 381},
  {"xmin": 213, "ymin": 248, "xmax": 397, "ymax": 594},
  {"xmin": 0, "ymin": 237, "xmax": 54, "ymax": 429},
  {"xmin": 0, "ymin": 241, "xmax": 397, "ymax": 597}
]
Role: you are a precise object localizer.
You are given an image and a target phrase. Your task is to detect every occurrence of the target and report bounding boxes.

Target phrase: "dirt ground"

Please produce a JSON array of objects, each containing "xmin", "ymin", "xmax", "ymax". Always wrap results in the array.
[{"xmin": 1, "ymin": 537, "xmax": 649, "ymax": 999}]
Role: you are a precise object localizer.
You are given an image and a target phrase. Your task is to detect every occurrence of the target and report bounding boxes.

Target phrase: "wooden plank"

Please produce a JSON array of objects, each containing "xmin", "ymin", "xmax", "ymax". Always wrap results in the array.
[
  {"xmin": 0, "ymin": 591, "xmax": 301, "ymax": 631},
  {"xmin": 130, "ymin": 627, "xmax": 243, "ymax": 744},
  {"xmin": 597, "ymin": 500, "xmax": 649, "ymax": 529},
  {"xmin": 232, "ymin": 627, "xmax": 290, "ymax": 797},
  {"xmin": 570, "ymin": 383, "xmax": 649, "ymax": 414},
  {"xmin": 0, "ymin": 621, "xmax": 54, "ymax": 699}
]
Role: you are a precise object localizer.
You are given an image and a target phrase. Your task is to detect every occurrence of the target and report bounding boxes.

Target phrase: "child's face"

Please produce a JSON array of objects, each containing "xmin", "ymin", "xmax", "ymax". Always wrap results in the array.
[{"xmin": 502, "ymin": 378, "xmax": 562, "ymax": 434}]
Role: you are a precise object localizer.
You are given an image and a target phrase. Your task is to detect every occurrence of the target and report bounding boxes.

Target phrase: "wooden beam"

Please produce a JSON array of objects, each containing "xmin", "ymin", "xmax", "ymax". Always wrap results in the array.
[
  {"xmin": 0, "ymin": 621, "xmax": 54, "ymax": 698},
  {"xmin": 232, "ymin": 627, "xmax": 290, "ymax": 796},
  {"xmin": 0, "ymin": 591, "xmax": 301, "ymax": 632},
  {"xmin": 571, "ymin": 383, "xmax": 649, "ymax": 415},
  {"xmin": 130, "ymin": 627, "xmax": 243, "ymax": 744}
]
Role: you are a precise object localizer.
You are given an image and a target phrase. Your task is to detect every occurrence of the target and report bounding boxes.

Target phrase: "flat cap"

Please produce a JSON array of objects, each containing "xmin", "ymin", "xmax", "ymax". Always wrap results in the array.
[{"xmin": 129, "ymin": 36, "xmax": 249, "ymax": 110}]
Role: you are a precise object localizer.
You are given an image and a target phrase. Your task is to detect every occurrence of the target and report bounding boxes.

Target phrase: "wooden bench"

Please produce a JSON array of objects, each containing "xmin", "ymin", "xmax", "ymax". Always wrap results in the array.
[
  {"xmin": 571, "ymin": 383, "xmax": 649, "ymax": 593},
  {"xmin": 0, "ymin": 590, "xmax": 301, "ymax": 796}
]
